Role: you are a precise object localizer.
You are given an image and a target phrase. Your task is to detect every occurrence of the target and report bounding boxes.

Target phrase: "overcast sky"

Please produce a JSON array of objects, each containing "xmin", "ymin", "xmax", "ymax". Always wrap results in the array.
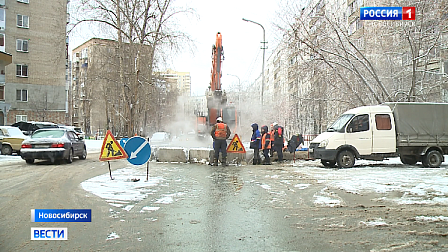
[
  {"xmin": 170, "ymin": 0, "xmax": 282, "ymax": 96},
  {"xmin": 68, "ymin": 0, "xmax": 288, "ymax": 96}
]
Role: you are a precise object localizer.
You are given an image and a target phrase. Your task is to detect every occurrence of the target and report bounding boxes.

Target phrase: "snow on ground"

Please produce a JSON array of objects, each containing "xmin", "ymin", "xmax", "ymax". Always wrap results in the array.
[
  {"xmin": 3, "ymin": 139, "xmax": 448, "ymax": 214},
  {"xmin": 81, "ymin": 167, "xmax": 163, "ymax": 207},
  {"xmin": 291, "ymin": 159, "xmax": 448, "ymax": 206}
]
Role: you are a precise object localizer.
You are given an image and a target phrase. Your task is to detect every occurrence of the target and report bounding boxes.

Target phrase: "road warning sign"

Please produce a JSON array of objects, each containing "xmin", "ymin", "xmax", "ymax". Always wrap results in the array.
[
  {"xmin": 226, "ymin": 134, "xmax": 246, "ymax": 153},
  {"xmin": 99, "ymin": 130, "xmax": 128, "ymax": 161}
]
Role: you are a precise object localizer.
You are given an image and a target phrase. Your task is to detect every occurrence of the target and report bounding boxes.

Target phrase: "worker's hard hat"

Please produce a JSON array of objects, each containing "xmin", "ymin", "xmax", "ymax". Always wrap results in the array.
[
  {"xmin": 273, "ymin": 122, "xmax": 278, "ymax": 126},
  {"xmin": 216, "ymin": 117, "xmax": 223, "ymax": 122}
]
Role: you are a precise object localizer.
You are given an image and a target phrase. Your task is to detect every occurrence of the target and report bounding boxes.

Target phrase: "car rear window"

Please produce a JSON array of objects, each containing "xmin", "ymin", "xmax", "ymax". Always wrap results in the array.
[
  {"xmin": 152, "ymin": 133, "xmax": 167, "ymax": 140},
  {"xmin": 32, "ymin": 130, "xmax": 65, "ymax": 139},
  {"xmin": 7, "ymin": 127, "xmax": 25, "ymax": 137},
  {"xmin": 36, "ymin": 124, "xmax": 58, "ymax": 129}
]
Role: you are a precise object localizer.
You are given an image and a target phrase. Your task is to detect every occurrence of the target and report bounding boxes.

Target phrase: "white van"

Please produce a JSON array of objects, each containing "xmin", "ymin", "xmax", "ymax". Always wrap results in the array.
[{"xmin": 309, "ymin": 102, "xmax": 448, "ymax": 168}]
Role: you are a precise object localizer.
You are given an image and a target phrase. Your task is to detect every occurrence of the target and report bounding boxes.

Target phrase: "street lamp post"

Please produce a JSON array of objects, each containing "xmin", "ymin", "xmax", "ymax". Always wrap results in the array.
[{"xmin": 242, "ymin": 18, "xmax": 267, "ymax": 108}]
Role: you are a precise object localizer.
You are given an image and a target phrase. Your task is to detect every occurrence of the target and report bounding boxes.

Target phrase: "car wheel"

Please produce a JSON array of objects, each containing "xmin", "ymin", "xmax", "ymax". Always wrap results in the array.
[
  {"xmin": 321, "ymin": 160, "xmax": 337, "ymax": 168},
  {"xmin": 336, "ymin": 150, "xmax": 355, "ymax": 168},
  {"xmin": 424, "ymin": 150, "xmax": 443, "ymax": 168},
  {"xmin": 1, "ymin": 145, "xmax": 13, "ymax": 155},
  {"xmin": 66, "ymin": 148, "xmax": 74, "ymax": 164},
  {"xmin": 26, "ymin": 159, "xmax": 34, "ymax": 164},
  {"xmin": 79, "ymin": 148, "xmax": 87, "ymax": 160}
]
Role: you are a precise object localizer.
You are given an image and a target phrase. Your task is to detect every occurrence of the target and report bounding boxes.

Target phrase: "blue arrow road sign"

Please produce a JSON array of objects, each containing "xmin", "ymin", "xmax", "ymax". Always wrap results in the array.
[
  {"xmin": 124, "ymin": 136, "xmax": 151, "ymax": 165},
  {"xmin": 120, "ymin": 138, "xmax": 128, "ymax": 148}
]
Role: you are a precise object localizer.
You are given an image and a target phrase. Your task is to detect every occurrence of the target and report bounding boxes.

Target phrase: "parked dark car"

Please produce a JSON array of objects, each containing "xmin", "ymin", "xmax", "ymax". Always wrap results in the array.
[
  {"xmin": 20, "ymin": 128, "xmax": 87, "ymax": 164},
  {"xmin": 11, "ymin": 121, "xmax": 59, "ymax": 135}
]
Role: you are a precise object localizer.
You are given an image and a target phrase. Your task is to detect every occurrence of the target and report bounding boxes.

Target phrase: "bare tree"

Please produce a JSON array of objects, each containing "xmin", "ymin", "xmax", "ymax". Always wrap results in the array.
[
  {"xmin": 275, "ymin": 0, "xmax": 448, "ymax": 134},
  {"xmin": 69, "ymin": 0, "xmax": 193, "ymax": 136}
]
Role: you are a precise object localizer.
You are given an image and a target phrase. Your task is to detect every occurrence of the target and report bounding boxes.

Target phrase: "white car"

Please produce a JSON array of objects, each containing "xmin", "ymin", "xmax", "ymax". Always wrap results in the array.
[
  {"xmin": 60, "ymin": 126, "xmax": 85, "ymax": 139},
  {"xmin": 150, "ymin": 132, "xmax": 170, "ymax": 146}
]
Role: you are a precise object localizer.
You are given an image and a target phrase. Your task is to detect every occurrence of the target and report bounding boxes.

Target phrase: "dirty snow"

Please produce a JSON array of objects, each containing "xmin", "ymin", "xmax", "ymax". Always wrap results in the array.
[
  {"xmin": 4, "ymin": 140, "xmax": 448, "ymax": 216},
  {"xmin": 81, "ymin": 167, "xmax": 163, "ymax": 206},
  {"xmin": 106, "ymin": 232, "xmax": 120, "ymax": 241}
]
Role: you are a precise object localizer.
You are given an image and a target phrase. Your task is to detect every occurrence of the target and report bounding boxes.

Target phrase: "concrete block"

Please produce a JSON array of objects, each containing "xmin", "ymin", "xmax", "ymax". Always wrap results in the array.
[
  {"xmin": 210, "ymin": 150, "xmax": 246, "ymax": 164},
  {"xmin": 189, "ymin": 148, "xmax": 213, "ymax": 163},
  {"xmin": 150, "ymin": 146, "xmax": 158, "ymax": 160},
  {"xmin": 272, "ymin": 150, "xmax": 311, "ymax": 160},
  {"xmin": 156, "ymin": 147, "xmax": 188, "ymax": 163}
]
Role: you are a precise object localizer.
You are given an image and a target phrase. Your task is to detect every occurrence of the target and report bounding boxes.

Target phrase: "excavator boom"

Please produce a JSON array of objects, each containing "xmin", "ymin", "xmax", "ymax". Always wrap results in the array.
[
  {"xmin": 211, "ymin": 32, "xmax": 223, "ymax": 92},
  {"xmin": 196, "ymin": 32, "xmax": 237, "ymax": 136}
]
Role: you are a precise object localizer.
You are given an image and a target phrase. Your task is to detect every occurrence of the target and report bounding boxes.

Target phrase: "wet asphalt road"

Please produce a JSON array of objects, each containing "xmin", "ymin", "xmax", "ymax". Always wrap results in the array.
[{"xmin": 1, "ymin": 157, "xmax": 448, "ymax": 251}]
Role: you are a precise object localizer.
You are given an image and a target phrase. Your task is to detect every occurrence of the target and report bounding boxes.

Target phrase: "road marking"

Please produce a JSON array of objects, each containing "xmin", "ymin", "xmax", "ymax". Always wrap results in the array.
[{"xmin": 130, "ymin": 141, "xmax": 148, "ymax": 159}]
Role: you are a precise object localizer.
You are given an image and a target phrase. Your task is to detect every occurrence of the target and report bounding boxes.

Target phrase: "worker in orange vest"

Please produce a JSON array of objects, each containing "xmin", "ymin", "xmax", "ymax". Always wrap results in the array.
[
  {"xmin": 269, "ymin": 123, "xmax": 275, "ymax": 157},
  {"xmin": 273, "ymin": 123, "xmax": 285, "ymax": 162},
  {"xmin": 261, "ymin": 125, "xmax": 271, "ymax": 165},
  {"xmin": 210, "ymin": 117, "xmax": 231, "ymax": 166}
]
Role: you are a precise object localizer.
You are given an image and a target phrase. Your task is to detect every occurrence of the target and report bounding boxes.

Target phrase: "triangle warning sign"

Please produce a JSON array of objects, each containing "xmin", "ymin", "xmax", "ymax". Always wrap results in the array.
[
  {"xmin": 226, "ymin": 134, "xmax": 246, "ymax": 153},
  {"xmin": 99, "ymin": 130, "xmax": 128, "ymax": 161}
]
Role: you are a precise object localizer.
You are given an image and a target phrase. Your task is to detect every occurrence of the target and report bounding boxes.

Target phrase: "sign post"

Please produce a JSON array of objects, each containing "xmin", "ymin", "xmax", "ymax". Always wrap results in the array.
[
  {"xmin": 124, "ymin": 136, "xmax": 151, "ymax": 181},
  {"xmin": 99, "ymin": 130, "xmax": 128, "ymax": 179}
]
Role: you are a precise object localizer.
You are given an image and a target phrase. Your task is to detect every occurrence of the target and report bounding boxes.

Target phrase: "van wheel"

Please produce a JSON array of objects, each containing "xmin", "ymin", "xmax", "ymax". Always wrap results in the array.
[
  {"xmin": 321, "ymin": 160, "xmax": 337, "ymax": 168},
  {"xmin": 336, "ymin": 150, "xmax": 355, "ymax": 168},
  {"xmin": 423, "ymin": 150, "xmax": 443, "ymax": 168},
  {"xmin": 400, "ymin": 155, "xmax": 417, "ymax": 165},
  {"xmin": 26, "ymin": 159, "xmax": 34, "ymax": 164},
  {"xmin": 1, "ymin": 145, "xmax": 13, "ymax": 155}
]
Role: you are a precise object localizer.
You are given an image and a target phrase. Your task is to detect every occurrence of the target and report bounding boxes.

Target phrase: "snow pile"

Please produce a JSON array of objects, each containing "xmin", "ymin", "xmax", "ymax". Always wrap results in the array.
[{"xmin": 81, "ymin": 167, "xmax": 163, "ymax": 207}]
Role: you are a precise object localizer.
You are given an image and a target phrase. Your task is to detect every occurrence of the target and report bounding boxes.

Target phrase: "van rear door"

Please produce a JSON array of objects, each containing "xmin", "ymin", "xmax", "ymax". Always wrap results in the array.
[{"xmin": 372, "ymin": 113, "xmax": 396, "ymax": 153}]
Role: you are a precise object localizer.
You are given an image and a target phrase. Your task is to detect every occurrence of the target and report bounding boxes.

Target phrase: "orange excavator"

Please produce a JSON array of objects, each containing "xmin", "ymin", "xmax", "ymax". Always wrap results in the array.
[{"xmin": 196, "ymin": 32, "xmax": 237, "ymax": 137}]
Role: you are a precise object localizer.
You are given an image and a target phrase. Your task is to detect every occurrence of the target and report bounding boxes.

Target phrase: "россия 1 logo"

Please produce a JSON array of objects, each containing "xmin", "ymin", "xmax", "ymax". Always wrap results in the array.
[{"xmin": 360, "ymin": 7, "xmax": 415, "ymax": 20}]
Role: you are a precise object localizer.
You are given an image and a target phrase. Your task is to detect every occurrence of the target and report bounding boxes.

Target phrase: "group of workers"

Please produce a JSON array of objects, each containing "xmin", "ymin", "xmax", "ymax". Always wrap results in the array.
[
  {"xmin": 210, "ymin": 116, "xmax": 285, "ymax": 166},
  {"xmin": 249, "ymin": 122, "xmax": 285, "ymax": 165}
]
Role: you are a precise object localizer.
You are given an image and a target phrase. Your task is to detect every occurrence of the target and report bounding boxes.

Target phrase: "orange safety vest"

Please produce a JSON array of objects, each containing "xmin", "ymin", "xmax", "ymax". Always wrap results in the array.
[
  {"xmin": 269, "ymin": 129, "xmax": 275, "ymax": 143},
  {"xmin": 262, "ymin": 133, "xmax": 271, "ymax": 150},
  {"xmin": 214, "ymin": 123, "xmax": 227, "ymax": 139}
]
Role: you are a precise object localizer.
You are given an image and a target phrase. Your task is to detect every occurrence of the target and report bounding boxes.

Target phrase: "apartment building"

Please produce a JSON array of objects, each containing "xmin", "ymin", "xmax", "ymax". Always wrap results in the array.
[
  {"xmin": 71, "ymin": 38, "xmax": 119, "ymax": 135},
  {"xmin": 71, "ymin": 38, "xmax": 175, "ymax": 136},
  {"xmin": 159, "ymin": 69, "xmax": 191, "ymax": 97},
  {"xmin": 0, "ymin": 0, "xmax": 68, "ymax": 125}
]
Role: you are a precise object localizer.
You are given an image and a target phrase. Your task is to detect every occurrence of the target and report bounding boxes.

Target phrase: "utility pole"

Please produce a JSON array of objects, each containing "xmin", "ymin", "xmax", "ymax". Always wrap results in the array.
[{"xmin": 242, "ymin": 18, "xmax": 267, "ymax": 108}]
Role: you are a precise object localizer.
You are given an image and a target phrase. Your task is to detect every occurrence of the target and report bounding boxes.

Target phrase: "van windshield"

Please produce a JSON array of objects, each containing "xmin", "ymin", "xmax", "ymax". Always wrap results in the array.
[{"xmin": 327, "ymin": 114, "xmax": 354, "ymax": 132}]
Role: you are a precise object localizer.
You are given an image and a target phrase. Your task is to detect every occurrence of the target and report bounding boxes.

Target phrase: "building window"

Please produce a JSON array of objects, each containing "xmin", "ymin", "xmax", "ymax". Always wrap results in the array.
[
  {"xmin": 17, "ymin": 14, "xmax": 29, "ymax": 28},
  {"xmin": 16, "ymin": 89, "xmax": 27, "ymax": 101},
  {"xmin": 0, "ymin": 85, "xmax": 4, "ymax": 100},
  {"xmin": 17, "ymin": 0, "xmax": 30, "ymax": 3},
  {"xmin": 16, "ymin": 39, "xmax": 28, "ymax": 52},
  {"xmin": 16, "ymin": 64, "xmax": 28, "ymax": 77},
  {"xmin": 0, "ymin": 33, "xmax": 4, "ymax": 47},
  {"xmin": 16, "ymin": 115, "xmax": 27, "ymax": 122}
]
